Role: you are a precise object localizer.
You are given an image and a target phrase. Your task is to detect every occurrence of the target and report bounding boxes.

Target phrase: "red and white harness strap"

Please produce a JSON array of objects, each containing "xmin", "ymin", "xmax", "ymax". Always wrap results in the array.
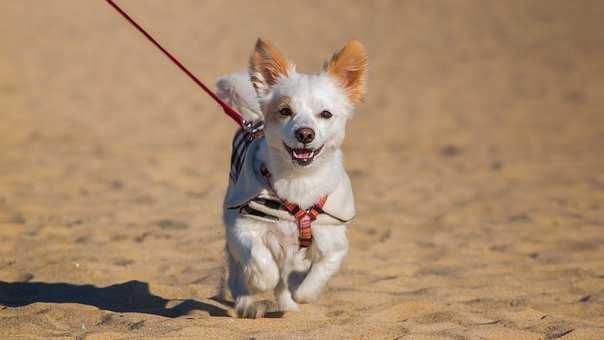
[
  {"xmin": 281, "ymin": 196, "xmax": 327, "ymax": 248},
  {"xmin": 260, "ymin": 164, "xmax": 328, "ymax": 248}
]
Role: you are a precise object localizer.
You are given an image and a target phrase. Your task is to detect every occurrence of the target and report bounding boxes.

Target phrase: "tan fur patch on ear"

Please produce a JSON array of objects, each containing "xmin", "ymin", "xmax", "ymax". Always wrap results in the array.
[
  {"xmin": 249, "ymin": 39, "xmax": 291, "ymax": 94},
  {"xmin": 324, "ymin": 40, "xmax": 368, "ymax": 104}
]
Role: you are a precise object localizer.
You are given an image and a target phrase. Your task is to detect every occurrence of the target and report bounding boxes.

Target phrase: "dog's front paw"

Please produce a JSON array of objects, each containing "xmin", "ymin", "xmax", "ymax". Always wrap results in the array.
[
  {"xmin": 276, "ymin": 290, "xmax": 300, "ymax": 312},
  {"xmin": 293, "ymin": 283, "xmax": 321, "ymax": 304},
  {"xmin": 235, "ymin": 296, "xmax": 275, "ymax": 319}
]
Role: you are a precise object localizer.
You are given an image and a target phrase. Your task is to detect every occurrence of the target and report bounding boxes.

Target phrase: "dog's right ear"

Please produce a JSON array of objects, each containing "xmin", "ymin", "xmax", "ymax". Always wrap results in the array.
[{"xmin": 249, "ymin": 38, "xmax": 292, "ymax": 97}]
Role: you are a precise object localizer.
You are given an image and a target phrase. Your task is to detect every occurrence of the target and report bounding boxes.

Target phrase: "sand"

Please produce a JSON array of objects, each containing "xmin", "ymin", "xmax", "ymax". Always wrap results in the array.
[{"xmin": 1, "ymin": 0, "xmax": 603, "ymax": 339}]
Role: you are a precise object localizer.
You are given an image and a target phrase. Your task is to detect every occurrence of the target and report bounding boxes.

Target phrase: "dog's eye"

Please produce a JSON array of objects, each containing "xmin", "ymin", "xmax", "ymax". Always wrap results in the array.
[
  {"xmin": 279, "ymin": 107, "xmax": 293, "ymax": 117},
  {"xmin": 319, "ymin": 110, "xmax": 333, "ymax": 119}
]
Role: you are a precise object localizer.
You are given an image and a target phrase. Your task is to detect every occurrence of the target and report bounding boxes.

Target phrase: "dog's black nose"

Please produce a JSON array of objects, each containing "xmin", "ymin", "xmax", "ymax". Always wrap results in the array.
[{"xmin": 295, "ymin": 127, "xmax": 315, "ymax": 144}]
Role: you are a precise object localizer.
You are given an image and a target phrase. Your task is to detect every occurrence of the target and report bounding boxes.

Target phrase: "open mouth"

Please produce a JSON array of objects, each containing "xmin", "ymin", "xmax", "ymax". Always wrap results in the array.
[{"xmin": 283, "ymin": 143, "xmax": 324, "ymax": 166}]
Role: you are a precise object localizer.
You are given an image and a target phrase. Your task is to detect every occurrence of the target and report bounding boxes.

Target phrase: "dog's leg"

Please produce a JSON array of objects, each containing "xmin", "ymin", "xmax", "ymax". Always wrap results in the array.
[
  {"xmin": 226, "ymin": 247, "xmax": 264, "ymax": 318},
  {"xmin": 226, "ymin": 248, "xmax": 248, "ymax": 300},
  {"xmin": 293, "ymin": 225, "xmax": 348, "ymax": 303},
  {"xmin": 273, "ymin": 246, "xmax": 306, "ymax": 312},
  {"xmin": 274, "ymin": 279, "xmax": 299, "ymax": 312},
  {"xmin": 226, "ymin": 220, "xmax": 280, "ymax": 318}
]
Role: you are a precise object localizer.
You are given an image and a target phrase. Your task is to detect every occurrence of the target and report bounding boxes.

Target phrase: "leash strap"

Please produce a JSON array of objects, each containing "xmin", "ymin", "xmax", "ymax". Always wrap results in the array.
[
  {"xmin": 105, "ymin": 0, "xmax": 244, "ymax": 127},
  {"xmin": 260, "ymin": 165, "xmax": 328, "ymax": 248}
]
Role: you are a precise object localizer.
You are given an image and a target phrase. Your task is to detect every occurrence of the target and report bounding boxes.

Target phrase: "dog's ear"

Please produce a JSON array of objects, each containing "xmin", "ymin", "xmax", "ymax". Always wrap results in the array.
[
  {"xmin": 249, "ymin": 38, "xmax": 292, "ymax": 96},
  {"xmin": 324, "ymin": 40, "xmax": 367, "ymax": 105}
]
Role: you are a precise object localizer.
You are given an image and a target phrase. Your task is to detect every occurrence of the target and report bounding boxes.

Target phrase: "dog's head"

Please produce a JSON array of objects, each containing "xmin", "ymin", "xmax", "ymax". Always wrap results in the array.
[{"xmin": 250, "ymin": 39, "xmax": 367, "ymax": 169}]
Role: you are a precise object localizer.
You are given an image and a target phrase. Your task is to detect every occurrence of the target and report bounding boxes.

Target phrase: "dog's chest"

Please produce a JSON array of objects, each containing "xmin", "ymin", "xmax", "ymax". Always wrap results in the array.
[
  {"xmin": 261, "ymin": 218, "xmax": 315, "ymax": 270},
  {"xmin": 265, "ymin": 218, "xmax": 301, "ymax": 245}
]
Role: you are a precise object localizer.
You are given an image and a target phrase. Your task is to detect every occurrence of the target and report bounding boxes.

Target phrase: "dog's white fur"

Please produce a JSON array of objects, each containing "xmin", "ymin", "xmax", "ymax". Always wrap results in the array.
[{"xmin": 218, "ymin": 39, "xmax": 367, "ymax": 318}]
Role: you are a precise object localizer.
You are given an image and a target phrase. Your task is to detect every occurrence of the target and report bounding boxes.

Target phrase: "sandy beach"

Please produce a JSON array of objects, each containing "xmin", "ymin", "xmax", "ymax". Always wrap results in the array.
[{"xmin": 1, "ymin": 1, "xmax": 603, "ymax": 338}]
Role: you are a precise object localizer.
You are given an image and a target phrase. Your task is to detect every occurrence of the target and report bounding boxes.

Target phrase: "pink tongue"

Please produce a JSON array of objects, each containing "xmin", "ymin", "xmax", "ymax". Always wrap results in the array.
[{"xmin": 294, "ymin": 150, "xmax": 312, "ymax": 159}]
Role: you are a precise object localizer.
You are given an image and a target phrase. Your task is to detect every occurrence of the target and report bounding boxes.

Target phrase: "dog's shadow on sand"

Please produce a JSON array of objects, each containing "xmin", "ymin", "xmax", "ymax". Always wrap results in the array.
[{"xmin": 0, "ymin": 280, "xmax": 232, "ymax": 318}]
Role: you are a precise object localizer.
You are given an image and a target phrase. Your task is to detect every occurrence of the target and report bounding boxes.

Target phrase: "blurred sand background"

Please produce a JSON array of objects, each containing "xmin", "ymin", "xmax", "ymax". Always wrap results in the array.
[{"xmin": 1, "ymin": 0, "xmax": 604, "ymax": 339}]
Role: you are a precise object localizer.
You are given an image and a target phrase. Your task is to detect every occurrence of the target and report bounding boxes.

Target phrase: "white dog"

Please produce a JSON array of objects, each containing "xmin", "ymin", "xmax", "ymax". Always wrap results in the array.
[{"xmin": 217, "ymin": 38, "xmax": 367, "ymax": 318}]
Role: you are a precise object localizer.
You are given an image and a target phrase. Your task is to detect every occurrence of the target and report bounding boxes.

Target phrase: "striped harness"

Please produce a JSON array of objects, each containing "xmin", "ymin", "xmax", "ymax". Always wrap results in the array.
[
  {"xmin": 229, "ymin": 124, "xmax": 329, "ymax": 248},
  {"xmin": 229, "ymin": 122, "xmax": 264, "ymax": 183}
]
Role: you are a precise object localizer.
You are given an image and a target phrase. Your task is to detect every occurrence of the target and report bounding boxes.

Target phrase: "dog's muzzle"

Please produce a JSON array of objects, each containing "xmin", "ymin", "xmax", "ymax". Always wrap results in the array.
[{"xmin": 283, "ymin": 143, "xmax": 324, "ymax": 166}]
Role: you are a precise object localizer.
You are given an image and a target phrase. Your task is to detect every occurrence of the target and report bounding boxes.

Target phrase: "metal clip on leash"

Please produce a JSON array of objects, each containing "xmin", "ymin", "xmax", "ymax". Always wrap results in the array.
[{"xmin": 243, "ymin": 120, "xmax": 265, "ymax": 140}]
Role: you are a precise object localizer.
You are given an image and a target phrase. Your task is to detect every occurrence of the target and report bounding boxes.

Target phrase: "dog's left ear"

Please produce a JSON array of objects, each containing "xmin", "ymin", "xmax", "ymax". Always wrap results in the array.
[
  {"xmin": 249, "ymin": 38, "xmax": 293, "ymax": 97},
  {"xmin": 324, "ymin": 40, "xmax": 368, "ymax": 105}
]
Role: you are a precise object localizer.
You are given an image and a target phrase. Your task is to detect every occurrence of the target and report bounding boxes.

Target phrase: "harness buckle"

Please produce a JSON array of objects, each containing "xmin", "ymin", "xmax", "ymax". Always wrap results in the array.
[{"xmin": 242, "ymin": 120, "xmax": 264, "ymax": 140}]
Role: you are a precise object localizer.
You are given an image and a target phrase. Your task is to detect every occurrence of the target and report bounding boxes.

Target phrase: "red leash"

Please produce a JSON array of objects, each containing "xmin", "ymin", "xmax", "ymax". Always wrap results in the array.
[{"xmin": 104, "ymin": 0, "xmax": 244, "ymax": 127}]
